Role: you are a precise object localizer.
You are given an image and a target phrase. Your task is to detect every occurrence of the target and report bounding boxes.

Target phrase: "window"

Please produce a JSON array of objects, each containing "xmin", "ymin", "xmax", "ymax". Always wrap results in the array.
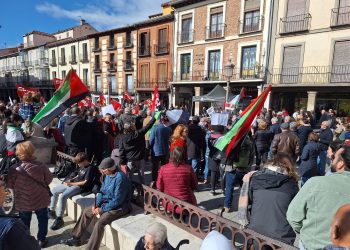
[
  {"xmin": 109, "ymin": 34, "xmax": 115, "ymax": 48},
  {"xmin": 332, "ymin": 0, "xmax": 350, "ymax": 26},
  {"xmin": 157, "ymin": 63, "xmax": 167, "ymax": 85},
  {"xmin": 241, "ymin": 46, "xmax": 257, "ymax": 78},
  {"xmin": 110, "ymin": 75, "xmax": 117, "ymax": 93},
  {"xmin": 180, "ymin": 53, "xmax": 191, "ymax": 80},
  {"xmin": 52, "ymin": 50, "xmax": 56, "ymax": 60},
  {"xmin": 94, "ymin": 37, "xmax": 99, "ymax": 49},
  {"xmin": 208, "ymin": 50, "xmax": 221, "ymax": 80},
  {"xmin": 109, "ymin": 53, "xmax": 115, "ymax": 69},
  {"xmin": 139, "ymin": 32, "xmax": 150, "ymax": 56},
  {"xmin": 82, "ymin": 43, "xmax": 88, "ymax": 61},
  {"xmin": 71, "ymin": 45, "xmax": 76, "ymax": 62},
  {"xmin": 60, "ymin": 48, "xmax": 65, "ymax": 64},
  {"xmin": 281, "ymin": 46, "xmax": 302, "ymax": 83},
  {"xmin": 140, "ymin": 64, "xmax": 149, "ymax": 85},
  {"xmin": 125, "ymin": 31, "xmax": 132, "ymax": 47},
  {"xmin": 126, "ymin": 75, "xmax": 133, "ymax": 93},
  {"xmin": 180, "ymin": 14, "xmax": 193, "ymax": 43},
  {"xmin": 52, "ymin": 71, "xmax": 56, "ymax": 79},
  {"xmin": 83, "ymin": 69, "xmax": 88, "ymax": 85},
  {"xmin": 331, "ymin": 40, "xmax": 350, "ymax": 83},
  {"xmin": 95, "ymin": 55, "xmax": 100, "ymax": 69},
  {"xmin": 95, "ymin": 75, "xmax": 101, "ymax": 92},
  {"xmin": 208, "ymin": 7, "xmax": 224, "ymax": 39},
  {"xmin": 125, "ymin": 51, "xmax": 132, "ymax": 70},
  {"xmin": 157, "ymin": 28, "xmax": 168, "ymax": 54},
  {"xmin": 281, "ymin": 0, "xmax": 308, "ymax": 34},
  {"xmin": 243, "ymin": 10, "xmax": 260, "ymax": 32},
  {"xmin": 62, "ymin": 70, "xmax": 66, "ymax": 79}
]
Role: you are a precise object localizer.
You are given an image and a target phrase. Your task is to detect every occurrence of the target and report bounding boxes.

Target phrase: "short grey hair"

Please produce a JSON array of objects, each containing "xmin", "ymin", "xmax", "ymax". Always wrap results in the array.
[
  {"xmin": 271, "ymin": 117, "xmax": 278, "ymax": 124},
  {"xmin": 145, "ymin": 222, "xmax": 167, "ymax": 247}
]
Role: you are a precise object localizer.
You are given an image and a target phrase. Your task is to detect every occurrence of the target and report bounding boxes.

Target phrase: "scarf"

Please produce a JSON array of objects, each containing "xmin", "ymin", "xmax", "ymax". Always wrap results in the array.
[{"xmin": 237, "ymin": 165, "xmax": 288, "ymax": 227}]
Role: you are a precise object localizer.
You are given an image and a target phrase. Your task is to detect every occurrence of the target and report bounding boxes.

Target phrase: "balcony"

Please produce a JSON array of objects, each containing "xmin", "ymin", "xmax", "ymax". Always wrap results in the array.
[
  {"xmin": 154, "ymin": 43, "xmax": 170, "ymax": 55},
  {"xmin": 123, "ymin": 39, "xmax": 133, "ymax": 48},
  {"xmin": 205, "ymin": 24, "xmax": 225, "ymax": 39},
  {"xmin": 178, "ymin": 30, "xmax": 194, "ymax": 44},
  {"xmin": 59, "ymin": 57, "xmax": 67, "ymax": 66},
  {"xmin": 50, "ymin": 59, "xmax": 57, "ymax": 67},
  {"xmin": 94, "ymin": 64, "xmax": 101, "ymax": 73},
  {"xmin": 20, "ymin": 61, "xmax": 28, "ymax": 68},
  {"xmin": 279, "ymin": 13, "xmax": 311, "ymax": 34},
  {"xmin": 268, "ymin": 65, "xmax": 350, "ymax": 84},
  {"xmin": 138, "ymin": 45, "xmax": 151, "ymax": 57},
  {"xmin": 136, "ymin": 79, "xmax": 170, "ymax": 90},
  {"xmin": 172, "ymin": 67, "xmax": 264, "ymax": 82},
  {"xmin": 79, "ymin": 54, "xmax": 89, "ymax": 63},
  {"xmin": 27, "ymin": 61, "xmax": 34, "ymax": 67},
  {"xmin": 331, "ymin": 7, "xmax": 350, "ymax": 27},
  {"xmin": 123, "ymin": 60, "xmax": 133, "ymax": 71},
  {"xmin": 40, "ymin": 58, "xmax": 49, "ymax": 66},
  {"xmin": 92, "ymin": 45, "xmax": 101, "ymax": 52},
  {"xmin": 107, "ymin": 41, "xmax": 116, "ymax": 51},
  {"xmin": 69, "ymin": 55, "xmax": 77, "ymax": 64},
  {"xmin": 240, "ymin": 16, "xmax": 262, "ymax": 34},
  {"xmin": 107, "ymin": 64, "xmax": 117, "ymax": 73}
]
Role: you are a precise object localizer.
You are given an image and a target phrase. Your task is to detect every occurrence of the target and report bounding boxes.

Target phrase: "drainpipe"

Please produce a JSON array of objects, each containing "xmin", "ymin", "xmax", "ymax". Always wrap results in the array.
[{"xmin": 264, "ymin": 0, "xmax": 275, "ymax": 90}]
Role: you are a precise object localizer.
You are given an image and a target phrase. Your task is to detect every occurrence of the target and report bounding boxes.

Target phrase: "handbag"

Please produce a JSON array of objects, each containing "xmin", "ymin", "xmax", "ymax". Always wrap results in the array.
[{"xmin": 18, "ymin": 166, "xmax": 52, "ymax": 197}]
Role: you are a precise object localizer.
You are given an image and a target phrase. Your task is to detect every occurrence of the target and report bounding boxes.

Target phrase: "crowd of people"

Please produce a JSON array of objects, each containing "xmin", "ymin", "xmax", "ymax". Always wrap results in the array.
[{"xmin": 0, "ymin": 92, "xmax": 349, "ymax": 250}]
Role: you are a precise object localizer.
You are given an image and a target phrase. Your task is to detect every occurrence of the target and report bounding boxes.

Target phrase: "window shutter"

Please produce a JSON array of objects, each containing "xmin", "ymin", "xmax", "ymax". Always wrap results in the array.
[
  {"xmin": 339, "ymin": 0, "xmax": 350, "ymax": 7},
  {"xmin": 210, "ymin": 6, "xmax": 223, "ymax": 14},
  {"xmin": 245, "ymin": 0, "xmax": 260, "ymax": 11},
  {"xmin": 286, "ymin": 0, "xmax": 306, "ymax": 17},
  {"xmin": 333, "ymin": 41, "xmax": 350, "ymax": 65},
  {"xmin": 182, "ymin": 13, "xmax": 192, "ymax": 20},
  {"xmin": 282, "ymin": 46, "xmax": 302, "ymax": 83}
]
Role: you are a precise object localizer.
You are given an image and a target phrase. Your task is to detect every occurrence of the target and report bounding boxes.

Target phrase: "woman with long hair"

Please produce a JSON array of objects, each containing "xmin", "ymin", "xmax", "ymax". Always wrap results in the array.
[
  {"xmin": 170, "ymin": 124, "xmax": 188, "ymax": 160},
  {"xmin": 238, "ymin": 153, "xmax": 299, "ymax": 246},
  {"xmin": 156, "ymin": 146, "xmax": 197, "ymax": 213},
  {"xmin": 253, "ymin": 120, "xmax": 273, "ymax": 168}
]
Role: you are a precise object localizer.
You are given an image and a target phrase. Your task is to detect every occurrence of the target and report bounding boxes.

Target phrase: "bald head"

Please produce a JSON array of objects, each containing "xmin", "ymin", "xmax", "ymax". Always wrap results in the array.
[{"xmin": 330, "ymin": 204, "xmax": 350, "ymax": 247}]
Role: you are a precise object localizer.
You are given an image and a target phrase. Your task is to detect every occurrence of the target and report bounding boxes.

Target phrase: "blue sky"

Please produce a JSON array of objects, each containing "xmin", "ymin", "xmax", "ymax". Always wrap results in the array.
[{"xmin": 1, "ymin": 0, "xmax": 166, "ymax": 48}]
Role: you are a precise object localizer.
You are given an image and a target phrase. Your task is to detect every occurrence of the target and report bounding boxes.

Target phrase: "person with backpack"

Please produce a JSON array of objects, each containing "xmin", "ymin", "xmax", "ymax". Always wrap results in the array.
[
  {"xmin": 49, "ymin": 152, "xmax": 97, "ymax": 231},
  {"xmin": 223, "ymin": 134, "xmax": 254, "ymax": 213}
]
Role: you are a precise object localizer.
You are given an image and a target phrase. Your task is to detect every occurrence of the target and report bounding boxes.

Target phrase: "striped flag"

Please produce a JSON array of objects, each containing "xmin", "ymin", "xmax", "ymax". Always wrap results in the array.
[
  {"xmin": 215, "ymin": 85, "xmax": 271, "ymax": 156},
  {"xmin": 224, "ymin": 87, "xmax": 245, "ymax": 110},
  {"xmin": 32, "ymin": 69, "xmax": 89, "ymax": 127},
  {"xmin": 151, "ymin": 84, "xmax": 159, "ymax": 112}
]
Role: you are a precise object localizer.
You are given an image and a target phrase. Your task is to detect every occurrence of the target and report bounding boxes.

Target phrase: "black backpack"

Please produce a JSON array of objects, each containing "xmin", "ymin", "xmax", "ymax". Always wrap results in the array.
[
  {"xmin": 54, "ymin": 159, "xmax": 77, "ymax": 180},
  {"xmin": 0, "ymin": 155, "xmax": 20, "ymax": 179}
]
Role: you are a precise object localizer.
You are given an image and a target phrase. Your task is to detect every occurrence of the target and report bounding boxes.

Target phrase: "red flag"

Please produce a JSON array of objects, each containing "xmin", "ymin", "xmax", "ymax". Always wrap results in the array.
[
  {"xmin": 123, "ymin": 90, "xmax": 133, "ymax": 103},
  {"xmin": 99, "ymin": 95, "xmax": 106, "ymax": 106},
  {"xmin": 151, "ymin": 84, "xmax": 159, "ymax": 112},
  {"xmin": 133, "ymin": 104, "xmax": 139, "ymax": 114},
  {"xmin": 225, "ymin": 85, "xmax": 272, "ymax": 156},
  {"xmin": 111, "ymin": 98, "xmax": 122, "ymax": 111},
  {"xmin": 16, "ymin": 84, "xmax": 39, "ymax": 98},
  {"xmin": 53, "ymin": 78, "xmax": 64, "ymax": 90},
  {"xmin": 78, "ymin": 96, "xmax": 94, "ymax": 108},
  {"xmin": 240, "ymin": 87, "xmax": 246, "ymax": 99}
]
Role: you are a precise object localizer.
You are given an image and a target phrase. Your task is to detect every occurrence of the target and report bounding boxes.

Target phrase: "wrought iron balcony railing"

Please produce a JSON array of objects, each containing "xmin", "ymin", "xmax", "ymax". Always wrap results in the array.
[
  {"xmin": 136, "ymin": 79, "xmax": 170, "ymax": 89},
  {"xmin": 268, "ymin": 65, "xmax": 350, "ymax": 84},
  {"xmin": 172, "ymin": 67, "xmax": 264, "ymax": 82},
  {"xmin": 123, "ymin": 38, "xmax": 133, "ymax": 48},
  {"xmin": 205, "ymin": 23, "xmax": 225, "ymax": 39},
  {"xmin": 58, "ymin": 57, "xmax": 67, "ymax": 66},
  {"xmin": 69, "ymin": 55, "xmax": 77, "ymax": 64},
  {"xmin": 123, "ymin": 60, "xmax": 133, "ymax": 71},
  {"xmin": 240, "ymin": 16, "xmax": 263, "ymax": 33},
  {"xmin": 154, "ymin": 43, "xmax": 170, "ymax": 55},
  {"xmin": 138, "ymin": 45, "xmax": 151, "ymax": 57},
  {"xmin": 178, "ymin": 29, "xmax": 194, "ymax": 44},
  {"xmin": 331, "ymin": 7, "xmax": 350, "ymax": 27},
  {"xmin": 279, "ymin": 13, "xmax": 311, "ymax": 34},
  {"xmin": 79, "ymin": 54, "xmax": 89, "ymax": 63}
]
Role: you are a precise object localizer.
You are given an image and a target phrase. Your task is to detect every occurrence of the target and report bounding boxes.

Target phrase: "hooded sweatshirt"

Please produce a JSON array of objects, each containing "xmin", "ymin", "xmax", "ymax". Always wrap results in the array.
[{"xmin": 248, "ymin": 167, "xmax": 299, "ymax": 245}]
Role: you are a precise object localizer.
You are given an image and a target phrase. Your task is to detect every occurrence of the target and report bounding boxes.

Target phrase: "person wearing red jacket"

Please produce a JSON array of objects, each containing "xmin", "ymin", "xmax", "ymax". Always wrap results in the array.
[{"xmin": 156, "ymin": 146, "xmax": 197, "ymax": 213}]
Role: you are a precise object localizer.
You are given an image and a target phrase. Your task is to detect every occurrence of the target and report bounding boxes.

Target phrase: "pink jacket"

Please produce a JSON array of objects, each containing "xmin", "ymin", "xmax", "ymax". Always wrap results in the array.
[
  {"xmin": 7, "ymin": 159, "xmax": 53, "ymax": 211},
  {"xmin": 156, "ymin": 162, "xmax": 197, "ymax": 213}
]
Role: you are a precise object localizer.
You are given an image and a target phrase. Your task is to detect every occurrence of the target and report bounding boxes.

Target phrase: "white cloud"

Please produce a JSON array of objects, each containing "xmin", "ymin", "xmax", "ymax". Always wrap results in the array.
[{"xmin": 35, "ymin": 0, "xmax": 167, "ymax": 31}]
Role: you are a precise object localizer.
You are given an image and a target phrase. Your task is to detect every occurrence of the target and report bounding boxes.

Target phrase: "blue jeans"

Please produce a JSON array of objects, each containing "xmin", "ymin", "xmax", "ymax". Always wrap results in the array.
[
  {"xmin": 188, "ymin": 158, "xmax": 200, "ymax": 176},
  {"xmin": 19, "ymin": 207, "xmax": 48, "ymax": 241},
  {"xmin": 224, "ymin": 170, "xmax": 245, "ymax": 208},
  {"xmin": 50, "ymin": 184, "xmax": 82, "ymax": 217},
  {"xmin": 317, "ymin": 150, "xmax": 327, "ymax": 176},
  {"xmin": 204, "ymin": 156, "xmax": 209, "ymax": 180}
]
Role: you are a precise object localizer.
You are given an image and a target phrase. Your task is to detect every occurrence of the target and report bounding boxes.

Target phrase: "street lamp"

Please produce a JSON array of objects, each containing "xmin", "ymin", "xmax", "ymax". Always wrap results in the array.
[{"xmin": 224, "ymin": 59, "xmax": 235, "ymax": 104}]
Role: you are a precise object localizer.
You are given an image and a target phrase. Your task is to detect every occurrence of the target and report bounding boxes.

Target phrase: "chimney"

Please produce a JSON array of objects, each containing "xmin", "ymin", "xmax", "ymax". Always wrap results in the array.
[{"xmin": 80, "ymin": 19, "xmax": 86, "ymax": 25}]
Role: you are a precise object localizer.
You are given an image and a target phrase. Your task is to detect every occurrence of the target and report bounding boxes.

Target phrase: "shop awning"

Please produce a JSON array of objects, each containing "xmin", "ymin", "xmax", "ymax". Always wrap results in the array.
[{"xmin": 192, "ymin": 84, "xmax": 234, "ymax": 102}]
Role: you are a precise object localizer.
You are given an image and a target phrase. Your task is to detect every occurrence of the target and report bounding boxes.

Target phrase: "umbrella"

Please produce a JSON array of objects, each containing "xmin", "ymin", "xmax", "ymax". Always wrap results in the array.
[{"xmin": 166, "ymin": 109, "xmax": 190, "ymax": 125}]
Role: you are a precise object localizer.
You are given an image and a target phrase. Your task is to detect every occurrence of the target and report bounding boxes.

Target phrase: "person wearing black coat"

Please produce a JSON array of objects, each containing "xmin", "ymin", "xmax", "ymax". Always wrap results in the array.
[
  {"xmin": 186, "ymin": 116, "xmax": 206, "ymax": 177},
  {"xmin": 247, "ymin": 153, "xmax": 299, "ymax": 245},
  {"xmin": 299, "ymin": 132, "xmax": 322, "ymax": 186},
  {"xmin": 269, "ymin": 117, "xmax": 281, "ymax": 136},
  {"xmin": 64, "ymin": 107, "xmax": 91, "ymax": 156},
  {"xmin": 297, "ymin": 118, "xmax": 313, "ymax": 152},
  {"xmin": 253, "ymin": 121, "xmax": 273, "ymax": 168},
  {"xmin": 318, "ymin": 121, "xmax": 333, "ymax": 175}
]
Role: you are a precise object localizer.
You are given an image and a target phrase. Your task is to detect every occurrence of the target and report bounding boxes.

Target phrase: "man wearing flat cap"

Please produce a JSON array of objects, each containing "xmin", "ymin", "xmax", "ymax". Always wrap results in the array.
[{"xmin": 61, "ymin": 157, "xmax": 131, "ymax": 249}]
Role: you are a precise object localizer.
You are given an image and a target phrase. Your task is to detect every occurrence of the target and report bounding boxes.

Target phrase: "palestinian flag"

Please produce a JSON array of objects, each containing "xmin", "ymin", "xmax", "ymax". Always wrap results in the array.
[
  {"xmin": 32, "ymin": 69, "xmax": 89, "ymax": 127},
  {"xmin": 224, "ymin": 87, "xmax": 245, "ymax": 110},
  {"xmin": 215, "ymin": 85, "xmax": 271, "ymax": 156}
]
